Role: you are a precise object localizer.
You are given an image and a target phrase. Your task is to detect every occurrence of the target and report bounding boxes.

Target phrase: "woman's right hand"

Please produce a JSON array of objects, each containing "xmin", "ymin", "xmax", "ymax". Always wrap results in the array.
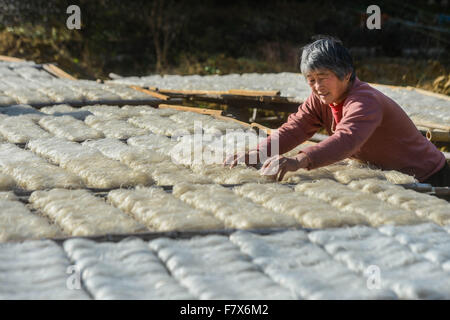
[{"xmin": 223, "ymin": 150, "xmax": 261, "ymax": 168}]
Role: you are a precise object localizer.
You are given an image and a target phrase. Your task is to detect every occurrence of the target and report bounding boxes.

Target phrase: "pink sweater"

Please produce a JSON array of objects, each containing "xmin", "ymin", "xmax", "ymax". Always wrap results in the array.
[{"xmin": 257, "ymin": 78, "xmax": 446, "ymax": 182}]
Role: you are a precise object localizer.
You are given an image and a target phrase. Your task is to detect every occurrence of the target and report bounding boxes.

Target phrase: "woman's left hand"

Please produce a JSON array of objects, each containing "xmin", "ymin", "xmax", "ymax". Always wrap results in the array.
[{"xmin": 260, "ymin": 153, "xmax": 310, "ymax": 181}]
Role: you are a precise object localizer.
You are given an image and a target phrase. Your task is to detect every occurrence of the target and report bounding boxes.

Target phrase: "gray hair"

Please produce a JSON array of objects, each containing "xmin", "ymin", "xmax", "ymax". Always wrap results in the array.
[{"xmin": 300, "ymin": 36, "xmax": 356, "ymax": 81}]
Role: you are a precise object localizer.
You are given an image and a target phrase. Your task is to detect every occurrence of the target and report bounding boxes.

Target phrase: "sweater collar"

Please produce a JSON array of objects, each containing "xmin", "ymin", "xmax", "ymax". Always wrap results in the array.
[{"xmin": 328, "ymin": 77, "xmax": 361, "ymax": 108}]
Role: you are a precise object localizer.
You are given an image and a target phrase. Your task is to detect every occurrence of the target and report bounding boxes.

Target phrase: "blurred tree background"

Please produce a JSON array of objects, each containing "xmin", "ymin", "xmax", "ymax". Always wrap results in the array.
[{"xmin": 0, "ymin": 0, "xmax": 449, "ymax": 94}]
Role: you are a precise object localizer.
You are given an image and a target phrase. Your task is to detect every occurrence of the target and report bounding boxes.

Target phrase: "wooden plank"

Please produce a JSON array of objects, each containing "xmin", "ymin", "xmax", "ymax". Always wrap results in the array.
[
  {"xmin": 227, "ymin": 89, "xmax": 280, "ymax": 96},
  {"xmin": 129, "ymin": 85, "xmax": 170, "ymax": 100},
  {"xmin": 0, "ymin": 55, "xmax": 26, "ymax": 62},
  {"xmin": 158, "ymin": 104, "xmax": 224, "ymax": 116},
  {"xmin": 42, "ymin": 63, "xmax": 77, "ymax": 80}
]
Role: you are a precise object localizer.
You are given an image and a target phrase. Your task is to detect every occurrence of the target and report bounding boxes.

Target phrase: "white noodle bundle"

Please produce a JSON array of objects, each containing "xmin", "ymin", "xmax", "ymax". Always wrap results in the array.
[
  {"xmin": 29, "ymin": 188, "xmax": 145, "ymax": 236},
  {"xmin": 71, "ymin": 82, "xmax": 121, "ymax": 101},
  {"xmin": 0, "ymin": 198, "xmax": 63, "ymax": 242},
  {"xmin": 169, "ymin": 111, "xmax": 247, "ymax": 133},
  {"xmin": 148, "ymin": 163, "xmax": 212, "ymax": 185},
  {"xmin": 0, "ymin": 94, "xmax": 17, "ymax": 105},
  {"xmin": 127, "ymin": 134, "xmax": 177, "ymax": 156},
  {"xmin": 2, "ymin": 161, "xmax": 84, "ymax": 190},
  {"xmin": 27, "ymin": 137, "xmax": 99, "ymax": 165},
  {"xmin": 149, "ymin": 235, "xmax": 293, "ymax": 299},
  {"xmin": 38, "ymin": 115, "xmax": 104, "ymax": 142},
  {"xmin": 3, "ymin": 87, "xmax": 53, "ymax": 104},
  {"xmin": 0, "ymin": 115, "xmax": 52, "ymax": 143},
  {"xmin": 128, "ymin": 114, "xmax": 193, "ymax": 136},
  {"xmin": 284, "ymin": 167, "xmax": 336, "ymax": 183},
  {"xmin": 81, "ymin": 105, "xmax": 133, "ymax": 119},
  {"xmin": 0, "ymin": 143, "xmax": 83, "ymax": 190},
  {"xmin": 135, "ymin": 106, "xmax": 181, "ymax": 117},
  {"xmin": 234, "ymin": 183, "xmax": 368, "ymax": 228},
  {"xmin": 108, "ymin": 187, "xmax": 223, "ymax": 231},
  {"xmin": 347, "ymin": 178, "xmax": 402, "ymax": 194},
  {"xmin": 0, "ymin": 172, "xmax": 15, "ymax": 190},
  {"xmin": 63, "ymin": 237, "xmax": 194, "ymax": 300},
  {"xmin": 333, "ymin": 167, "xmax": 386, "ymax": 184},
  {"xmin": 191, "ymin": 164, "xmax": 269, "ymax": 184},
  {"xmin": 64, "ymin": 158, "xmax": 151, "ymax": 189},
  {"xmin": 0, "ymin": 191, "xmax": 17, "ymax": 201},
  {"xmin": 84, "ymin": 115, "xmax": 147, "ymax": 139},
  {"xmin": 383, "ymin": 170, "xmax": 417, "ymax": 184},
  {"xmin": 27, "ymin": 137, "xmax": 151, "ymax": 188},
  {"xmin": 172, "ymin": 183, "xmax": 298, "ymax": 229},
  {"xmin": 37, "ymin": 85, "xmax": 85, "ymax": 102},
  {"xmin": 294, "ymin": 180, "xmax": 424, "ymax": 227},
  {"xmin": 83, "ymin": 138, "xmax": 208, "ymax": 185},
  {"xmin": 40, "ymin": 104, "xmax": 92, "ymax": 120},
  {"xmin": 376, "ymin": 188, "xmax": 450, "ymax": 225}
]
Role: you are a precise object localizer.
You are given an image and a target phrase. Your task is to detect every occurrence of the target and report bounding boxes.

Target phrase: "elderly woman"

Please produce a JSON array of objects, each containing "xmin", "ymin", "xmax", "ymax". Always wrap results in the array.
[{"xmin": 225, "ymin": 37, "xmax": 449, "ymax": 187}]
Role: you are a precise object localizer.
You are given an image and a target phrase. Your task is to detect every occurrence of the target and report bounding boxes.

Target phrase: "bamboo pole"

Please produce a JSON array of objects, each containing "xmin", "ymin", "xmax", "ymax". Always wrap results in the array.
[
  {"xmin": 158, "ymin": 103, "xmax": 223, "ymax": 116},
  {"xmin": 401, "ymin": 184, "xmax": 450, "ymax": 196},
  {"xmin": 42, "ymin": 63, "xmax": 77, "ymax": 80},
  {"xmin": 129, "ymin": 85, "xmax": 170, "ymax": 100},
  {"xmin": 157, "ymin": 88, "xmax": 228, "ymax": 95},
  {"xmin": 0, "ymin": 55, "xmax": 26, "ymax": 62},
  {"xmin": 426, "ymin": 129, "xmax": 450, "ymax": 142},
  {"xmin": 211, "ymin": 114, "xmax": 252, "ymax": 128},
  {"xmin": 153, "ymin": 88, "xmax": 281, "ymax": 97},
  {"xmin": 227, "ymin": 89, "xmax": 281, "ymax": 96},
  {"xmin": 250, "ymin": 122, "xmax": 272, "ymax": 134}
]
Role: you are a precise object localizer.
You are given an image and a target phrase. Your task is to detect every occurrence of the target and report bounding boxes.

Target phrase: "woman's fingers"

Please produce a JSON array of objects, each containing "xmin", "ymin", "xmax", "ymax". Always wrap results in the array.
[
  {"xmin": 223, "ymin": 154, "xmax": 236, "ymax": 166},
  {"xmin": 224, "ymin": 150, "xmax": 262, "ymax": 168},
  {"xmin": 230, "ymin": 156, "xmax": 240, "ymax": 168},
  {"xmin": 261, "ymin": 156, "xmax": 285, "ymax": 176},
  {"xmin": 277, "ymin": 167, "xmax": 288, "ymax": 181},
  {"xmin": 231, "ymin": 153, "xmax": 246, "ymax": 168},
  {"xmin": 262, "ymin": 155, "xmax": 279, "ymax": 170}
]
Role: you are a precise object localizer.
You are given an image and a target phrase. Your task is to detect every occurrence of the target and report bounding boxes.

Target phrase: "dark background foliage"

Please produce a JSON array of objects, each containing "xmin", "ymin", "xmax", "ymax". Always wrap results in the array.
[{"xmin": 0, "ymin": 0, "xmax": 448, "ymax": 93}]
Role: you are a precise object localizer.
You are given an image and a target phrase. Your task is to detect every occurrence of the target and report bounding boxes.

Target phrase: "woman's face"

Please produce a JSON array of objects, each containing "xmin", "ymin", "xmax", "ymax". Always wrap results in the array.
[{"xmin": 306, "ymin": 69, "xmax": 351, "ymax": 105}]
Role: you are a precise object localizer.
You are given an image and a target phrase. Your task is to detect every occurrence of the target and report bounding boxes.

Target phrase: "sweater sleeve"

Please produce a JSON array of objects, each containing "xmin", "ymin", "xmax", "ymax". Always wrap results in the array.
[
  {"xmin": 300, "ymin": 96, "xmax": 383, "ymax": 169},
  {"xmin": 256, "ymin": 94, "xmax": 323, "ymax": 158}
]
